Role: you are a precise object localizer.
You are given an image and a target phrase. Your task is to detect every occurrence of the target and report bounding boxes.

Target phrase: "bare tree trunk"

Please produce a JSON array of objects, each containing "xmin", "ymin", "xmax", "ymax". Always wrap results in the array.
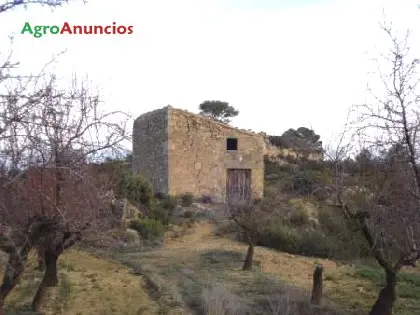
[
  {"xmin": 31, "ymin": 276, "xmax": 47, "ymax": 312},
  {"xmin": 311, "ymin": 264, "xmax": 323, "ymax": 305},
  {"xmin": 369, "ymin": 270, "xmax": 396, "ymax": 315},
  {"xmin": 44, "ymin": 249, "xmax": 59, "ymax": 287},
  {"xmin": 242, "ymin": 244, "xmax": 254, "ymax": 271},
  {"xmin": 32, "ymin": 249, "xmax": 60, "ymax": 312},
  {"xmin": 37, "ymin": 247, "xmax": 45, "ymax": 271},
  {"xmin": 0, "ymin": 244, "xmax": 31, "ymax": 314}
]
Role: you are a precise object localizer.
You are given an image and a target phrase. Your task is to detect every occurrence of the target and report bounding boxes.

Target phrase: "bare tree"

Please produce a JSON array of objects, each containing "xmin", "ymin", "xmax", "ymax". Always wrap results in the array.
[
  {"xmin": 0, "ymin": 0, "xmax": 72, "ymax": 14},
  {"xmin": 0, "ymin": 1, "xmax": 110, "ymax": 313},
  {"xmin": 0, "ymin": 74, "xmax": 130, "ymax": 312},
  {"xmin": 329, "ymin": 21, "xmax": 420, "ymax": 315},
  {"xmin": 227, "ymin": 199, "xmax": 275, "ymax": 271},
  {"xmin": 0, "ymin": 215, "xmax": 59, "ymax": 315}
]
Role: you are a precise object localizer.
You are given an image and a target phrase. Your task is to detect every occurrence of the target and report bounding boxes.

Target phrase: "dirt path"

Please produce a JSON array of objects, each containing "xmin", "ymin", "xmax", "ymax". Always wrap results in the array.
[
  {"xmin": 118, "ymin": 220, "xmax": 419, "ymax": 315},
  {"xmin": 164, "ymin": 221, "xmax": 215, "ymax": 248},
  {"xmin": 163, "ymin": 220, "xmax": 340, "ymax": 289}
]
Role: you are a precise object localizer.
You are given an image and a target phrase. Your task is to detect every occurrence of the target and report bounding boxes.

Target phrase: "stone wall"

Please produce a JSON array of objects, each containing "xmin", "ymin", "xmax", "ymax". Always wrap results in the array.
[
  {"xmin": 264, "ymin": 143, "xmax": 323, "ymax": 164},
  {"xmin": 262, "ymin": 133, "xmax": 323, "ymax": 165},
  {"xmin": 132, "ymin": 107, "xmax": 169, "ymax": 194},
  {"xmin": 167, "ymin": 107, "xmax": 264, "ymax": 202}
]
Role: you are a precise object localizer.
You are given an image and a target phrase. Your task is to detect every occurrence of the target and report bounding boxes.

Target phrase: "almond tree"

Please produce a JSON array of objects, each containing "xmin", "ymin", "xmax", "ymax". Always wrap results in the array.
[
  {"xmin": 0, "ymin": 73, "xmax": 130, "ymax": 312},
  {"xmin": 228, "ymin": 199, "xmax": 275, "ymax": 270},
  {"xmin": 0, "ymin": 1, "xmax": 85, "ymax": 313},
  {"xmin": 330, "ymin": 21, "xmax": 420, "ymax": 315}
]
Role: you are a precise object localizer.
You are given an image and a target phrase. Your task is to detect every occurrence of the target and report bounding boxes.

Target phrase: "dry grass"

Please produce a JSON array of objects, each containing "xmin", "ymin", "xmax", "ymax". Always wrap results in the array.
[
  {"xmin": 1, "ymin": 250, "xmax": 158, "ymax": 315},
  {"xmin": 2, "ymin": 217, "xmax": 419, "ymax": 315},
  {"xmin": 112, "ymin": 220, "xmax": 420, "ymax": 315},
  {"xmin": 199, "ymin": 282, "xmax": 338, "ymax": 315},
  {"xmin": 201, "ymin": 283, "xmax": 248, "ymax": 315},
  {"xmin": 110, "ymin": 222, "xmax": 343, "ymax": 315}
]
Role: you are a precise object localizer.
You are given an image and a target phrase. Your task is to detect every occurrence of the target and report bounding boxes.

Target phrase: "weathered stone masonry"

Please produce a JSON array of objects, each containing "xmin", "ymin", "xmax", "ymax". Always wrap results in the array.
[
  {"xmin": 132, "ymin": 107, "xmax": 169, "ymax": 194},
  {"xmin": 132, "ymin": 106, "xmax": 264, "ymax": 202}
]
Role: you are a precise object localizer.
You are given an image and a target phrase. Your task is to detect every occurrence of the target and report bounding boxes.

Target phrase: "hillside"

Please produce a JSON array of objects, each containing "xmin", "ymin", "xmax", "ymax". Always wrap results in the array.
[
  {"xmin": 5, "ymin": 213, "xmax": 417, "ymax": 315},
  {"xmin": 1, "ymin": 251, "xmax": 158, "ymax": 315},
  {"xmin": 111, "ymin": 219, "xmax": 419, "ymax": 315}
]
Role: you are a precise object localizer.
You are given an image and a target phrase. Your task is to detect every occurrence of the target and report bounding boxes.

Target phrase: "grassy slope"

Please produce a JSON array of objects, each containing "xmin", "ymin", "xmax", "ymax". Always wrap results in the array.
[
  {"xmin": 115, "ymin": 221, "xmax": 420, "ymax": 315},
  {"xmin": 2, "ymin": 250, "xmax": 158, "ymax": 315},
  {"xmin": 2, "ymin": 220, "xmax": 419, "ymax": 314}
]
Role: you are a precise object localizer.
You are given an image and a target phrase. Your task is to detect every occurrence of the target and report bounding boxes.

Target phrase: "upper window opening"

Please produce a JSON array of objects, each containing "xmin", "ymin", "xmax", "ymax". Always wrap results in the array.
[{"xmin": 227, "ymin": 138, "xmax": 238, "ymax": 151}]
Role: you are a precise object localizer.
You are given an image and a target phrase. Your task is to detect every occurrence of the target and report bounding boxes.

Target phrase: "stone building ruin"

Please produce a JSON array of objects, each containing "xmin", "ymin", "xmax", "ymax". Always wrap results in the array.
[{"xmin": 132, "ymin": 106, "xmax": 264, "ymax": 203}]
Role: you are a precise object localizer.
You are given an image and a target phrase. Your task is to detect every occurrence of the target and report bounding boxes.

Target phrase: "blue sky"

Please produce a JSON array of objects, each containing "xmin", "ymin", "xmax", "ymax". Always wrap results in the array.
[{"xmin": 0, "ymin": 0, "xmax": 420, "ymax": 148}]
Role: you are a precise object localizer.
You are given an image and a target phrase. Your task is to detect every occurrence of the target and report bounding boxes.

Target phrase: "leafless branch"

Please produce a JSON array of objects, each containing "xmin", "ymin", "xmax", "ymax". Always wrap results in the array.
[{"xmin": 0, "ymin": 0, "xmax": 71, "ymax": 14}]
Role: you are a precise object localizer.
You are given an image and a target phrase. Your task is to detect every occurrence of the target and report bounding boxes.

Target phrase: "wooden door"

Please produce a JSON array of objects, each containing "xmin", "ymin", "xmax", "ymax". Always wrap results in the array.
[{"xmin": 226, "ymin": 169, "xmax": 252, "ymax": 204}]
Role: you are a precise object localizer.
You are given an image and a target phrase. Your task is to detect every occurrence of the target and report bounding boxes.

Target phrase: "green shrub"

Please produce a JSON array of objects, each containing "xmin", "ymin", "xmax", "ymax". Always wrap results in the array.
[
  {"xmin": 277, "ymin": 163, "xmax": 297, "ymax": 174},
  {"xmin": 229, "ymin": 195, "xmax": 370, "ymax": 260},
  {"xmin": 298, "ymin": 231, "xmax": 332, "ymax": 258},
  {"xmin": 148, "ymin": 195, "xmax": 178, "ymax": 226},
  {"xmin": 200, "ymin": 195, "xmax": 212, "ymax": 204},
  {"xmin": 255, "ymin": 219, "xmax": 352, "ymax": 259},
  {"xmin": 154, "ymin": 192, "xmax": 167, "ymax": 200},
  {"xmin": 161, "ymin": 195, "xmax": 178, "ymax": 210},
  {"xmin": 289, "ymin": 210, "xmax": 310, "ymax": 226},
  {"xmin": 180, "ymin": 193, "xmax": 194, "ymax": 206},
  {"xmin": 312, "ymin": 188, "xmax": 330, "ymax": 202},
  {"xmin": 183, "ymin": 210, "xmax": 194, "ymax": 218},
  {"xmin": 318, "ymin": 207, "xmax": 344, "ymax": 235},
  {"xmin": 285, "ymin": 154, "xmax": 298, "ymax": 164},
  {"xmin": 290, "ymin": 169, "xmax": 332, "ymax": 195},
  {"xmin": 117, "ymin": 172, "xmax": 153, "ymax": 206},
  {"xmin": 256, "ymin": 224, "xmax": 300, "ymax": 253},
  {"xmin": 148, "ymin": 201, "xmax": 169, "ymax": 226},
  {"xmin": 300, "ymin": 160, "xmax": 327, "ymax": 172},
  {"xmin": 264, "ymin": 157, "xmax": 297, "ymax": 176},
  {"xmin": 129, "ymin": 218, "xmax": 164, "ymax": 239},
  {"xmin": 261, "ymin": 229, "xmax": 331, "ymax": 258},
  {"xmin": 286, "ymin": 198, "xmax": 312, "ymax": 227},
  {"xmin": 318, "ymin": 207, "xmax": 371, "ymax": 259},
  {"xmin": 292, "ymin": 170, "xmax": 320, "ymax": 194}
]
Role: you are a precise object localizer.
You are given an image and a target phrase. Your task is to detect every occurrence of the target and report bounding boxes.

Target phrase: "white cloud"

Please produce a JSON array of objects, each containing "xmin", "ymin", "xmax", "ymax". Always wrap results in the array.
[{"xmin": 0, "ymin": 0, "xmax": 420, "ymax": 147}]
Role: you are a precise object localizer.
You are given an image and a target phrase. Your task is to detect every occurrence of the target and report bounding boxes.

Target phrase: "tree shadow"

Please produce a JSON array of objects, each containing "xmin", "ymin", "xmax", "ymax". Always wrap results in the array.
[{"xmin": 200, "ymin": 249, "xmax": 261, "ymax": 269}]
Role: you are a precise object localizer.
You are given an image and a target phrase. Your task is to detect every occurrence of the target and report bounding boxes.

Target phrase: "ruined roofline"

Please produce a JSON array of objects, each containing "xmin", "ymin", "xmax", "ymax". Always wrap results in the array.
[
  {"xmin": 133, "ymin": 106, "xmax": 168, "ymax": 123},
  {"xmin": 133, "ymin": 105, "xmax": 262, "ymax": 138},
  {"xmin": 167, "ymin": 105, "xmax": 262, "ymax": 138}
]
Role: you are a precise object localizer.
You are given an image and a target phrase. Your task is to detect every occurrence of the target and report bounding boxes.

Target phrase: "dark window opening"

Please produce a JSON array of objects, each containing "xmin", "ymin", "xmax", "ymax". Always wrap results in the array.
[{"xmin": 227, "ymin": 138, "xmax": 238, "ymax": 150}]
